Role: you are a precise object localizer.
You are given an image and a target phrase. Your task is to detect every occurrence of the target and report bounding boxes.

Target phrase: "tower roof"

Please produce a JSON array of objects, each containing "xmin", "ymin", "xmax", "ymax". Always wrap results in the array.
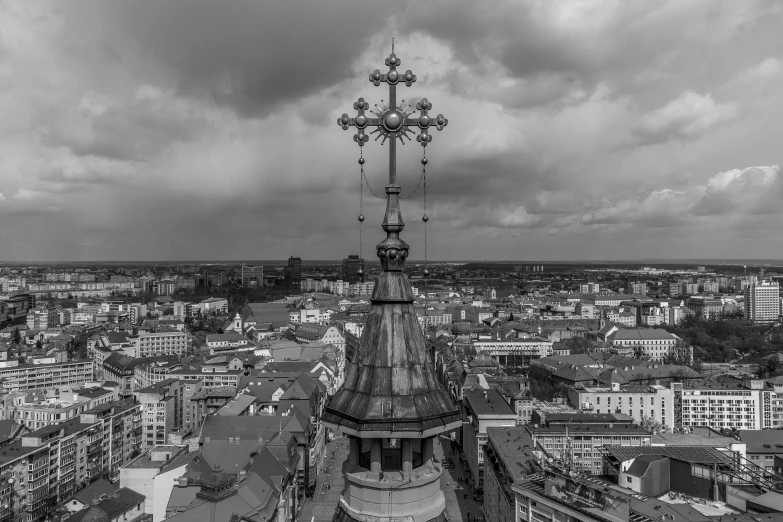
[
  {"xmin": 322, "ymin": 272, "xmax": 461, "ymax": 438},
  {"xmin": 326, "ymin": 48, "xmax": 458, "ymax": 438}
]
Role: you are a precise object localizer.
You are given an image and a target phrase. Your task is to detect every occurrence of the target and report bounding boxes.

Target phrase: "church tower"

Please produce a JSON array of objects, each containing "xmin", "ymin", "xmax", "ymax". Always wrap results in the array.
[{"xmin": 324, "ymin": 47, "xmax": 460, "ymax": 522}]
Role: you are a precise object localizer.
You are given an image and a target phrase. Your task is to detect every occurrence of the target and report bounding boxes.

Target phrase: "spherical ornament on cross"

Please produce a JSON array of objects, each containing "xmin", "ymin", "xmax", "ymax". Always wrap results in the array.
[{"xmin": 382, "ymin": 112, "xmax": 403, "ymax": 133}]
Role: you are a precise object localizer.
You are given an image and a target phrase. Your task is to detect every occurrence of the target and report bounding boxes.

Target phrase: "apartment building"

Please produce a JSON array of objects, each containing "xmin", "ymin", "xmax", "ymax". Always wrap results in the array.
[
  {"xmin": 626, "ymin": 282, "xmax": 647, "ymax": 295},
  {"xmin": 6, "ymin": 399, "xmax": 142, "ymax": 519},
  {"xmin": 128, "ymin": 329, "xmax": 188, "ymax": 358},
  {"xmin": 349, "ymin": 281, "xmax": 375, "ymax": 296},
  {"xmin": 2, "ymin": 386, "xmax": 116, "ymax": 430},
  {"xmin": 569, "ymin": 382, "xmax": 675, "ymax": 427},
  {"xmin": 330, "ymin": 280, "xmax": 350, "ymax": 295},
  {"xmin": 180, "ymin": 380, "xmax": 206, "ymax": 436},
  {"xmin": 679, "ymin": 379, "xmax": 775, "ymax": 431},
  {"xmin": 0, "ymin": 359, "xmax": 94, "ymax": 392},
  {"xmin": 0, "ymin": 441, "xmax": 50, "ymax": 521},
  {"xmin": 134, "ymin": 378, "xmax": 183, "ymax": 449},
  {"xmin": 131, "ymin": 357, "xmax": 184, "ymax": 390},
  {"xmin": 136, "ymin": 365, "xmax": 242, "ymax": 390},
  {"xmin": 79, "ymin": 400, "xmax": 143, "ymax": 478},
  {"xmin": 702, "ymin": 281, "xmax": 720, "ymax": 293},
  {"xmin": 199, "ymin": 297, "xmax": 228, "ymax": 314},
  {"xmin": 527, "ymin": 413, "xmax": 651, "ymax": 475},
  {"xmin": 26, "ymin": 307, "xmax": 58, "ymax": 330},
  {"xmin": 462, "ymin": 389, "xmax": 517, "ymax": 492},
  {"xmin": 482, "ymin": 426, "xmax": 538, "ymax": 522},
  {"xmin": 745, "ymin": 281, "xmax": 780, "ymax": 324},
  {"xmin": 679, "ymin": 282, "xmax": 700, "ymax": 295}
]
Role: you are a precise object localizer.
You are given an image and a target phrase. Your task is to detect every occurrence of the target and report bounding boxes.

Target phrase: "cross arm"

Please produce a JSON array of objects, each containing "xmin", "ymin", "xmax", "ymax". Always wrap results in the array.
[
  {"xmin": 337, "ymin": 97, "xmax": 382, "ymax": 147},
  {"xmin": 402, "ymin": 98, "xmax": 448, "ymax": 147}
]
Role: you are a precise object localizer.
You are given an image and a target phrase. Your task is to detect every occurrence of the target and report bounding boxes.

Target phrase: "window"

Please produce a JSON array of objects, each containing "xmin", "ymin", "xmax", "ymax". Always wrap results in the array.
[{"xmin": 626, "ymin": 476, "xmax": 632, "ymax": 483}]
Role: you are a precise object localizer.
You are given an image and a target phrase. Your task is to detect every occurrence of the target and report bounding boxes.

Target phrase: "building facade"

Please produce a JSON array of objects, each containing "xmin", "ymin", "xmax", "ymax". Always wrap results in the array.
[
  {"xmin": 569, "ymin": 383, "xmax": 675, "ymax": 428},
  {"xmin": 134, "ymin": 378, "xmax": 183, "ymax": 449},
  {"xmin": 462, "ymin": 389, "xmax": 518, "ymax": 492},
  {"xmin": 129, "ymin": 330, "xmax": 188, "ymax": 358},
  {"xmin": 745, "ymin": 281, "xmax": 780, "ymax": 323}
]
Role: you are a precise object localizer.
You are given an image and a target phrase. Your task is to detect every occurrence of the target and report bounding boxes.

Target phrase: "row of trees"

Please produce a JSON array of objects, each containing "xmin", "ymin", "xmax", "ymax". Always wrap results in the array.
[{"xmin": 659, "ymin": 315, "xmax": 782, "ymax": 364}]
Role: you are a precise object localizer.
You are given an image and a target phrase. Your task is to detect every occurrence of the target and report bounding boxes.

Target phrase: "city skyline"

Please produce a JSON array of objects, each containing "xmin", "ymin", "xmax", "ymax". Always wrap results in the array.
[{"xmin": 2, "ymin": 2, "xmax": 783, "ymax": 261}]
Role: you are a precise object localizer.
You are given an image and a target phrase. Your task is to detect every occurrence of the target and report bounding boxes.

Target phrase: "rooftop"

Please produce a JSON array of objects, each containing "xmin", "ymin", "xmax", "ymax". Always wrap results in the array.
[
  {"xmin": 215, "ymin": 394, "xmax": 258, "ymax": 416},
  {"xmin": 464, "ymin": 389, "xmax": 516, "ymax": 417},
  {"xmin": 529, "ymin": 424, "xmax": 650, "ymax": 436},
  {"xmin": 124, "ymin": 446, "xmax": 197, "ymax": 471},
  {"xmin": 738, "ymin": 430, "xmax": 783, "ymax": 454},
  {"xmin": 652, "ymin": 427, "xmax": 737, "ymax": 447},
  {"xmin": 603, "ymin": 445, "xmax": 733, "ymax": 465},
  {"xmin": 0, "ymin": 441, "xmax": 43, "ymax": 465},
  {"xmin": 486, "ymin": 426, "xmax": 539, "ymax": 482},
  {"xmin": 610, "ymin": 329, "xmax": 677, "ymax": 341}
]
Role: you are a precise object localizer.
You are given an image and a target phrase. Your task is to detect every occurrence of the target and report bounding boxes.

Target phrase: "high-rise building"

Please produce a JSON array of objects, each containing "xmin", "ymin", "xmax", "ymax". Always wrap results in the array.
[
  {"xmin": 134, "ymin": 378, "xmax": 183, "ymax": 449},
  {"xmin": 342, "ymin": 254, "xmax": 365, "ymax": 283},
  {"xmin": 241, "ymin": 265, "xmax": 264, "ymax": 287},
  {"xmin": 745, "ymin": 281, "xmax": 780, "ymax": 323},
  {"xmin": 284, "ymin": 256, "xmax": 302, "ymax": 283}
]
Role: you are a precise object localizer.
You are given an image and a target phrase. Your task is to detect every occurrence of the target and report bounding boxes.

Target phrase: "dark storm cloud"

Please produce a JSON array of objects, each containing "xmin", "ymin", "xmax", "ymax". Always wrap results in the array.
[
  {"xmin": 75, "ymin": 0, "xmax": 399, "ymax": 117},
  {"xmin": 4, "ymin": 1, "xmax": 783, "ymax": 261}
]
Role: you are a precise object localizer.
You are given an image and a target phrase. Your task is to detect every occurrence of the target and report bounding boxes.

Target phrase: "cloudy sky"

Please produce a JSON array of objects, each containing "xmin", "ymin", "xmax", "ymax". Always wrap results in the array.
[{"xmin": 2, "ymin": 1, "xmax": 783, "ymax": 262}]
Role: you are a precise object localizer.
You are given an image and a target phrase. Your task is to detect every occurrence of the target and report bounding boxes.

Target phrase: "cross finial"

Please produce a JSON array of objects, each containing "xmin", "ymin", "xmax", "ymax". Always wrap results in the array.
[{"xmin": 336, "ymin": 48, "xmax": 449, "ymax": 272}]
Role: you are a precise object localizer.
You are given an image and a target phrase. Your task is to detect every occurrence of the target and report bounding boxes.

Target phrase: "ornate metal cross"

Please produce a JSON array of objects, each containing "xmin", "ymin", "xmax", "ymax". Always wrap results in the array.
[
  {"xmin": 337, "ymin": 47, "xmax": 448, "ymax": 185},
  {"xmin": 337, "ymin": 45, "xmax": 448, "ymax": 273}
]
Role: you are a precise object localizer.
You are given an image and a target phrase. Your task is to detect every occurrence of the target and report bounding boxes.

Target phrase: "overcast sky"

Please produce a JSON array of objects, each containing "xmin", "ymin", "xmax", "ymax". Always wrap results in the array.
[{"xmin": 2, "ymin": 1, "xmax": 783, "ymax": 262}]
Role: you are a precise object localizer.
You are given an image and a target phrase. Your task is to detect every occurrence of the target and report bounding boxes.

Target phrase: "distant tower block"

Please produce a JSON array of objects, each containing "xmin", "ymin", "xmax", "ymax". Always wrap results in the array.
[{"xmin": 327, "ymin": 47, "xmax": 459, "ymax": 522}]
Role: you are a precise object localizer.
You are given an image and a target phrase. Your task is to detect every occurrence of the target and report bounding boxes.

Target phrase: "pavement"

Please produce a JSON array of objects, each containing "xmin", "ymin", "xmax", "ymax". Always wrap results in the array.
[
  {"xmin": 437, "ymin": 435, "xmax": 485, "ymax": 522},
  {"xmin": 298, "ymin": 434, "xmax": 349, "ymax": 522},
  {"xmin": 298, "ymin": 433, "xmax": 484, "ymax": 522}
]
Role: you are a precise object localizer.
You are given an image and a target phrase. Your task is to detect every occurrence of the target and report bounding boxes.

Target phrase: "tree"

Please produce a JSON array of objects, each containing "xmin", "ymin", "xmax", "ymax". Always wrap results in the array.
[
  {"xmin": 663, "ymin": 340, "xmax": 693, "ymax": 367},
  {"xmin": 640, "ymin": 416, "xmax": 669, "ymax": 434},
  {"xmin": 633, "ymin": 345, "xmax": 650, "ymax": 360},
  {"xmin": 35, "ymin": 339, "xmax": 43, "ymax": 351},
  {"xmin": 762, "ymin": 357, "xmax": 781, "ymax": 378},
  {"xmin": 565, "ymin": 336, "xmax": 598, "ymax": 355},
  {"xmin": 11, "ymin": 328, "xmax": 21, "ymax": 345}
]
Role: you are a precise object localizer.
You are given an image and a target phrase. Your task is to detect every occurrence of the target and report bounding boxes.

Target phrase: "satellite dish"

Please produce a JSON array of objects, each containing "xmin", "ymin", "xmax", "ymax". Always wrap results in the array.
[{"xmin": 547, "ymin": 457, "xmax": 554, "ymax": 463}]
